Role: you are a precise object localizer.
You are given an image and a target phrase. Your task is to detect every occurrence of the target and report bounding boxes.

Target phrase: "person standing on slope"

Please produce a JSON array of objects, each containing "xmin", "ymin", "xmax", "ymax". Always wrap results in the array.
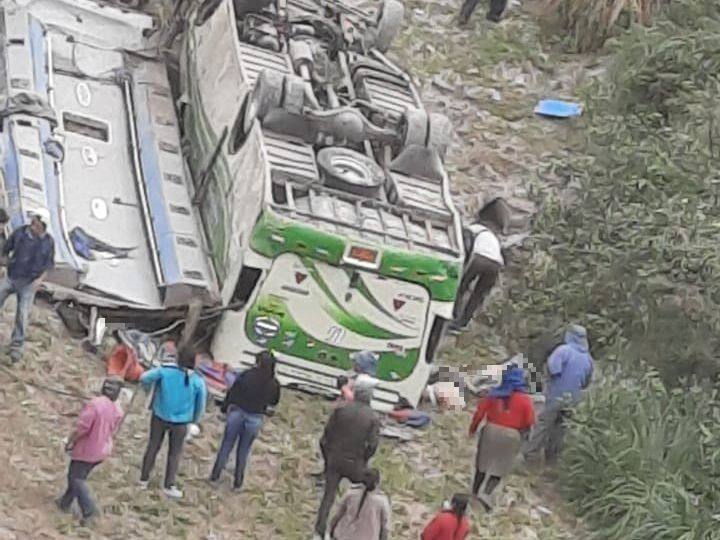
[
  {"xmin": 468, "ymin": 364, "xmax": 535, "ymax": 510},
  {"xmin": 209, "ymin": 350, "xmax": 281, "ymax": 490},
  {"xmin": 139, "ymin": 348, "xmax": 207, "ymax": 499},
  {"xmin": 524, "ymin": 324, "xmax": 594, "ymax": 464},
  {"xmin": 314, "ymin": 380, "xmax": 380, "ymax": 539}
]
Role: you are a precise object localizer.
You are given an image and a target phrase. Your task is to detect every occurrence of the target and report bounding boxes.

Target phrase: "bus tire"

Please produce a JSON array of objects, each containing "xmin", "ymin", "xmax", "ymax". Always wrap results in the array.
[
  {"xmin": 252, "ymin": 70, "xmax": 285, "ymax": 121},
  {"xmin": 374, "ymin": 0, "xmax": 405, "ymax": 53},
  {"xmin": 317, "ymin": 147, "xmax": 384, "ymax": 197}
]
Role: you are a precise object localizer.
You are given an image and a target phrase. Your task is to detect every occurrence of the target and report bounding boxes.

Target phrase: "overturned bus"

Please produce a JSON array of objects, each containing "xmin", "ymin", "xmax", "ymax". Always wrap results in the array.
[
  {"xmin": 181, "ymin": 0, "xmax": 464, "ymax": 410},
  {"xmin": 0, "ymin": 0, "xmax": 464, "ymax": 410}
]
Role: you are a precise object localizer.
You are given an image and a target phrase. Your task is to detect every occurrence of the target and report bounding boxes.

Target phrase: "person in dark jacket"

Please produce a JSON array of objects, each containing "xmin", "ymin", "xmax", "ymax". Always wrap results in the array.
[
  {"xmin": 209, "ymin": 350, "xmax": 281, "ymax": 490},
  {"xmin": 0, "ymin": 207, "xmax": 54, "ymax": 363},
  {"xmin": 314, "ymin": 381, "xmax": 380, "ymax": 539},
  {"xmin": 458, "ymin": 0, "xmax": 507, "ymax": 26}
]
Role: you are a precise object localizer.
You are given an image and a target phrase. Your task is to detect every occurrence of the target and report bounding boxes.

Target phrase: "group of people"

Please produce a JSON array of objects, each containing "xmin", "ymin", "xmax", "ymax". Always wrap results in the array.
[
  {"xmin": 55, "ymin": 345, "xmax": 473, "ymax": 538},
  {"xmin": 1, "ymin": 199, "xmax": 595, "ymax": 538}
]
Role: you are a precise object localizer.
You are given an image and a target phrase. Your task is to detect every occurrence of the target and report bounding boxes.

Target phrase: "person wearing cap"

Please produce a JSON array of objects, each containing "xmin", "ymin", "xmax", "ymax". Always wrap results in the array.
[
  {"xmin": 57, "ymin": 379, "xmax": 124, "ymax": 526},
  {"xmin": 314, "ymin": 380, "xmax": 380, "ymax": 539},
  {"xmin": 0, "ymin": 208, "xmax": 55, "ymax": 363},
  {"xmin": 524, "ymin": 324, "xmax": 594, "ymax": 464},
  {"xmin": 450, "ymin": 198, "xmax": 509, "ymax": 332}
]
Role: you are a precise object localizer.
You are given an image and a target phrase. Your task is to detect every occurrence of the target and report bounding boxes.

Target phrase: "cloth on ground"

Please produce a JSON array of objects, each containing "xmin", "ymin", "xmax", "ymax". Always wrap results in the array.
[
  {"xmin": 70, "ymin": 227, "xmax": 136, "ymax": 260},
  {"xmin": 196, "ymin": 356, "xmax": 235, "ymax": 394},
  {"xmin": 388, "ymin": 408, "xmax": 432, "ymax": 428},
  {"xmin": 106, "ymin": 343, "xmax": 145, "ymax": 382}
]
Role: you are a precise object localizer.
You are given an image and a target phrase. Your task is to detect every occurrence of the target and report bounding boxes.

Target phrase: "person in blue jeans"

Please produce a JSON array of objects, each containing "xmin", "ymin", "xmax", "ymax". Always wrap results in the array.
[
  {"xmin": 210, "ymin": 350, "xmax": 281, "ymax": 490},
  {"xmin": 140, "ymin": 347, "xmax": 207, "ymax": 499},
  {"xmin": 0, "ymin": 207, "xmax": 55, "ymax": 363}
]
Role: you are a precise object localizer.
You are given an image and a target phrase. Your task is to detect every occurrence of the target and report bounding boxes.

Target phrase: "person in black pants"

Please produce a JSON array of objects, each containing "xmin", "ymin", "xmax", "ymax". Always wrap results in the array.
[
  {"xmin": 458, "ymin": 0, "xmax": 507, "ymax": 26},
  {"xmin": 314, "ymin": 381, "xmax": 380, "ymax": 540},
  {"xmin": 139, "ymin": 347, "xmax": 207, "ymax": 499},
  {"xmin": 209, "ymin": 350, "xmax": 281, "ymax": 490}
]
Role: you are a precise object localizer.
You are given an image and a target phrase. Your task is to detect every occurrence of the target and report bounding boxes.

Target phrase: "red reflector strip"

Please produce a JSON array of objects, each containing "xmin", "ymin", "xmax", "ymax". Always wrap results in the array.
[{"xmin": 348, "ymin": 246, "xmax": 378, "ymax": 263}]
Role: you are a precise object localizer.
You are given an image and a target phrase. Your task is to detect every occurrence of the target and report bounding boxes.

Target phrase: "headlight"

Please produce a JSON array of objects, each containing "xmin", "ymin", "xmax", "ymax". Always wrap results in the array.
[{"xmin": 253, "ymin": 316, "xmax": 280, "ymax": 341}]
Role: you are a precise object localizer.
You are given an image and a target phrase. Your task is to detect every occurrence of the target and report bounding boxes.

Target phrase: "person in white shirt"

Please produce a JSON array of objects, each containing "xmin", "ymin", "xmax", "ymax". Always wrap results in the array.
[{"xmin": 451, "ymin": 198, "xmax": 509, "ymax": 331}]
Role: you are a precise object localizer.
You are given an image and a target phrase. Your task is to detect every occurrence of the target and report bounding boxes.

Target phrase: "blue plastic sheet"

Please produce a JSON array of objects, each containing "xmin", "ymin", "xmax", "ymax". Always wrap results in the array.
[{"xmin": 535, "ymin": 99, "xmax": 583, "ymax": 118}]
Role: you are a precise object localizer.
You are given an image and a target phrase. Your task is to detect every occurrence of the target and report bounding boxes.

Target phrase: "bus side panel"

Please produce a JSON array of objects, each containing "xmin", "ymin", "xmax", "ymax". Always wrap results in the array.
[{"xmin": 183, "ymin": 0, "xmax": 261, "ymax": 288}]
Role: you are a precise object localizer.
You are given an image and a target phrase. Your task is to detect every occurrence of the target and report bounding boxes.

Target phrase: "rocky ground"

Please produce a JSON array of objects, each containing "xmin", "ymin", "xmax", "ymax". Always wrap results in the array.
[{"xmin": 0, "ymin": 0, "xmax": 594, "ymax": 538}]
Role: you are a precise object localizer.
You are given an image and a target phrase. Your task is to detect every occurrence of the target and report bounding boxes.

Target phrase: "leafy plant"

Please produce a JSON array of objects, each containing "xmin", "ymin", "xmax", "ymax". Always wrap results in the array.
[
  {"xmin": 499, "ymin": 0, "xmax": 720, "ymax": 384},
  {"xmin": 561, "ymin": 368, "xmax": 720, "ymax": 539},
  {"xmin": 543, "ymin": 0, "xmax": 665, "ymax": 51}
]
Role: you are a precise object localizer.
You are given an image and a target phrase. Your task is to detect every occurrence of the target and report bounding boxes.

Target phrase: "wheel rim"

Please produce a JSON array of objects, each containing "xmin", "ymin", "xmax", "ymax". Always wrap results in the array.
[{"xmin": 330, "ymin": 155, "xmax": 374, "ymax": 186}]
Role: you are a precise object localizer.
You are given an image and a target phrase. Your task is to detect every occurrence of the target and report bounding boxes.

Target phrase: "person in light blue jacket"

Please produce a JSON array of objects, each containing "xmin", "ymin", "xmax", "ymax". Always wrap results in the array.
[{"xmin": 139, "ymin": 346, "xmax": 207, "ymax": 499}]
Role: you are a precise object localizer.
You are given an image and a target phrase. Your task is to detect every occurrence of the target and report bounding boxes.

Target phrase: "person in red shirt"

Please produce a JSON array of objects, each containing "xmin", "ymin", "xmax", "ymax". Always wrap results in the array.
[
  {"xmin": 421, "ymin": 493, "xmax": 471, "ymax": 540},
  {"xmin": 57, "ymin": 379, "xmax": 124, "ymax": 525},
  {"xmin": 468, "ymin": 364, "xmax": 535, "ymax": 509}
]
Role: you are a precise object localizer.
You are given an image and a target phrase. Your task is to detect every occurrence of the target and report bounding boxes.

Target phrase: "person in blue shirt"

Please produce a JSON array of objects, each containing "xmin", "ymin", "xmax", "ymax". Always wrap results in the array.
[
  {"xmin": 524, "ymin": 324, "xmax": 594, "ymax": 465},
  {"xmin": 139, "ymin": 347, "xmax": 207, "ymax": 499},
  {"xmin": 0, "ymin": 208, "xmax": 55, "ymax": 363}
]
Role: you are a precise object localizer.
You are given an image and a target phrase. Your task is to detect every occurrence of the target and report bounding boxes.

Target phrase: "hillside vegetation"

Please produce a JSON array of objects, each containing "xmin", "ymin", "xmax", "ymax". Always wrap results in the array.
[{"xmin": 497, "ymin": 0, "xmax": 720, "ymax": 537}]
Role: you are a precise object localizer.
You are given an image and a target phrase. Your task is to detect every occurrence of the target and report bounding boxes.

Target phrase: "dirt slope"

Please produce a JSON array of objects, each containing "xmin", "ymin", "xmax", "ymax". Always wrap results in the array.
[{"xmin": 0, "ymin": 1, "xmax": 591, "ymax": 538}]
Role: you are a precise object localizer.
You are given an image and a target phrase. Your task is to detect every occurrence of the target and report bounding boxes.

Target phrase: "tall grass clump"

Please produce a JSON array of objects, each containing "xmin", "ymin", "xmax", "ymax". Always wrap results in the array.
[
  {"xmin": 561, "ymin": 368, "xmax": 720, "ymax": 539},
  {"xmin": 544, "ymin": 0, "xmax": 665, "ymax": 51}
]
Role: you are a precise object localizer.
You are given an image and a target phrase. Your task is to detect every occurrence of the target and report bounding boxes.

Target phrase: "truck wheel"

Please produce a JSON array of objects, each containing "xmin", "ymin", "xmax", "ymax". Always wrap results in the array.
[
  {"xmin": 252, "ymin": 70, "xmax": 285, "ymax": 121},
  {"xmin": 374, "ymin": 0, "xmax": 405, "ymax": 52},
  {"xmin": 317, "ymin": 147, "xmax": 384, "ymax": 197},
  {"xmin": 401, "ymin": 107, "xmax": 428, "ymax": 149},
  {"xmin": 427, "ymin": 113, "xmax": 453, "ymax": 159}
]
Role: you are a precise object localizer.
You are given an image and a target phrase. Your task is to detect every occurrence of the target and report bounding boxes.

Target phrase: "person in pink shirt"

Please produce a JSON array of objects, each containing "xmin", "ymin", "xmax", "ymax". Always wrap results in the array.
[{"xmin": 57, "ymin": 379, "xmax": 124, "ymax": 525}]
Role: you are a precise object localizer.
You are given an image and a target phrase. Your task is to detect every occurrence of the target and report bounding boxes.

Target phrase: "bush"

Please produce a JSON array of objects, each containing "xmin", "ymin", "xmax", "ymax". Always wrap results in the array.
[
  {"xmin": 501, "ymin": 0, "xmax": 720, "ymax": 384},
  {"xmin": 543, "ymin": 0, "xmax": 664, "ymax": 52},
  {"xmin": 561, "ymin": 368, "xmax": 720, "ymax": 539}
]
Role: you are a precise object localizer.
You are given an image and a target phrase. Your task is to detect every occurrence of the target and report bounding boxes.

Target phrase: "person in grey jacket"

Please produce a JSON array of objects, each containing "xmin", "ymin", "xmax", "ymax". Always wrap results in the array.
[
  {"xmin": 330, "ymin": 468, "xmax": 390, "ymax": 540},
  {"xmin": 314, "ymin": 382, "xmax": 380, "ymax": 539}
]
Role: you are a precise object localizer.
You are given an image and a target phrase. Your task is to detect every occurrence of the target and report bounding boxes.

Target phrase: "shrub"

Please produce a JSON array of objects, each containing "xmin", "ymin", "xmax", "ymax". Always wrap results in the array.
[
  {"xmin": 543, "ymin": 0, "xmax": 664, "ymax": 52},
  {"xmin": 500, "ymin": 0, "xmax": 720, "ymax": 384},
  {"xmin": 561, "ymin": 367, "xmax": 720, "ymax": 539}
]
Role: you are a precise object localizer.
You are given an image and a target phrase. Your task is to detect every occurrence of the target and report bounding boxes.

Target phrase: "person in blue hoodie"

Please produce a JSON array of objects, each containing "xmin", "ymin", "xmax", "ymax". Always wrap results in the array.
[
  {"xmin": 139, "ymin": 347, "xmax": 207, "ymax": 499},
  {"xmin": 524, "ymin": 324, "xmax": 594, "ymax": 464}
]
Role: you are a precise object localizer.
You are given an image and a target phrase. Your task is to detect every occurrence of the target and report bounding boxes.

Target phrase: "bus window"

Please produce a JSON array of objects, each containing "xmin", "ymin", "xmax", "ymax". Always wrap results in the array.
[
  {"xmin": 231, "ymin": 266, "xmax": 262, "ymax": 307},
  {"xmin": 425, "ymin": 316, "xmax": 446, "ymax": 364}
]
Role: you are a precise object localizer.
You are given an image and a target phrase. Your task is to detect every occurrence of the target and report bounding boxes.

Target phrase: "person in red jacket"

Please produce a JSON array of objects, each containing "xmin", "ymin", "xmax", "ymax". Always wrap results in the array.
[
  {"xmin": 421, "ymin": 493, "xmax": 471, "ymax": 540},
  {"xmin": 468, "ymin": 364, "xmax": 535, "ymax": 509}
]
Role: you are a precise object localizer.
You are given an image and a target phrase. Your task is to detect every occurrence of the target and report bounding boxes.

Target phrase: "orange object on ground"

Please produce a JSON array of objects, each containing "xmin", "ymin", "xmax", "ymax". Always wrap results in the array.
[{"xmin": 106, "ymin": 344, "xmax": 145, "ymax": 382}]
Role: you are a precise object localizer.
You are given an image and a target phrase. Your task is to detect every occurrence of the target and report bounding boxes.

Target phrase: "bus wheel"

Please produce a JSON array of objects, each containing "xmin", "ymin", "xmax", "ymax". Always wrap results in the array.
[{"xmin": 317, "ymin": 147, "xmax": 384, "ymax": 197}]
